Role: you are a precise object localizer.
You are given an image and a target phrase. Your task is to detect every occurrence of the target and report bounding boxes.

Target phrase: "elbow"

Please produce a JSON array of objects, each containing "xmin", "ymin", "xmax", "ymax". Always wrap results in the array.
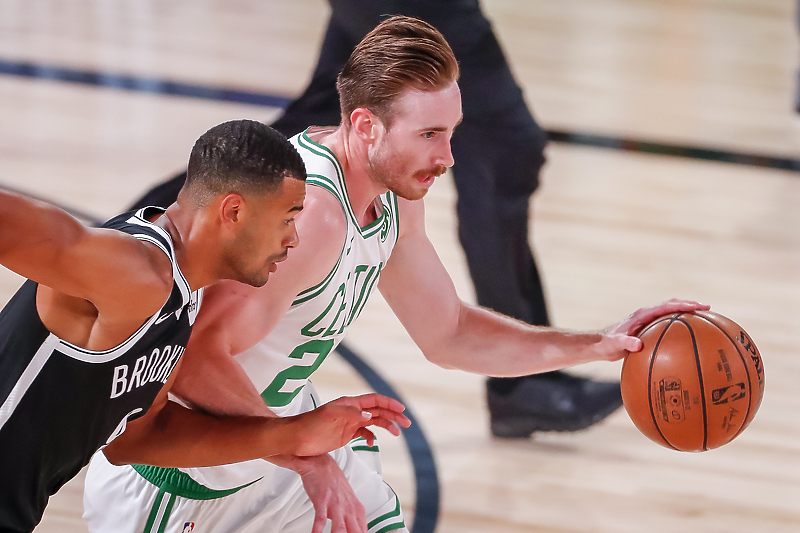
[
  {"xmin": 418, "ymin": 306, "xmax": 469, "ymax": 370},
  {"xmin": 421, "ymin": 346, "xmax": 459, "ymax": 370}
]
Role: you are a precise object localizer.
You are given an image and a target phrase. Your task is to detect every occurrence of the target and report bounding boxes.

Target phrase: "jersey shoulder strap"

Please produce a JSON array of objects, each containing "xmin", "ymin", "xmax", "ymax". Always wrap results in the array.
[
  {"xmin": 103, "ymin": 207, "xmax": 173, "ymax": 258},
  {"xmin": 292, "ymin": 130, "xmax": 351, "ymax": 216}
]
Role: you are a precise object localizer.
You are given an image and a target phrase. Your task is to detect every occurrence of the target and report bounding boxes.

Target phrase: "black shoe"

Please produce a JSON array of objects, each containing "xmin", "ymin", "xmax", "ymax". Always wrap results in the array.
[{"xmin": 487, "ymin": 372, "xmax": 623, "ymax": 438}]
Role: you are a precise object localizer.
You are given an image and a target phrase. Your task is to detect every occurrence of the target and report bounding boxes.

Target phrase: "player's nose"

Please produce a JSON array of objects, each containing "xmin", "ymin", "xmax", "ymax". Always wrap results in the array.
[
  {"xmin": 437, "ymin": 139, "xmax": 455, "ymax": 168},
  {"xmin": 285, "ymin": 225, "xmax": 299, "ymax": 249}
]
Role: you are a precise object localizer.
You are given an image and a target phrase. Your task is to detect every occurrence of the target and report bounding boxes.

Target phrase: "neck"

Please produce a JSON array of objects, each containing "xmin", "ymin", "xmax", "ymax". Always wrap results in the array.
[
  {"xmin": 156, "ymin": 203, "xmax": 218, "ymax": 292},
  {"xmin": 323, "ymin": 126, "xmax": 388, "ymax": 226}
]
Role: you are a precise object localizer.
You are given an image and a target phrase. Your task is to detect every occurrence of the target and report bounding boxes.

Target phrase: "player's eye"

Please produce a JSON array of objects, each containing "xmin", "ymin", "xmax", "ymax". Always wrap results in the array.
[{"xmin": 422, "ymin": 131, "xmax": 435, "ymax": 139}]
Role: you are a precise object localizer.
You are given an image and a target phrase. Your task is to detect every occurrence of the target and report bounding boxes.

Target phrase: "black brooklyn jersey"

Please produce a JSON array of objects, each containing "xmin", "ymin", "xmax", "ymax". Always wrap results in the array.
[{"xmin": 0, "ymin": 207, "xmax": 202, "ymax": 532}]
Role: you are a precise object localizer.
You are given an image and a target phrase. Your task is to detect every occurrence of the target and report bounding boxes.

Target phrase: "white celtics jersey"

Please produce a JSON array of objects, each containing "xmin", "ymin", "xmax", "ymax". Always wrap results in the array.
[{"xmin": 234, "ymin": 129, "xmax": 400, "ymax": 416}]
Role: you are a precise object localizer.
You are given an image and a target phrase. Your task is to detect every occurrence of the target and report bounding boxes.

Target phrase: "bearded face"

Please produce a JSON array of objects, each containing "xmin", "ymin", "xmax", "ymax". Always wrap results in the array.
[
  {"xmin": 367, "ymin": 132, "xmax": 448, "ymax": 201},
  {"xmin": 364, "ymin": 82, "xmax": 462, "ymax": 200}
]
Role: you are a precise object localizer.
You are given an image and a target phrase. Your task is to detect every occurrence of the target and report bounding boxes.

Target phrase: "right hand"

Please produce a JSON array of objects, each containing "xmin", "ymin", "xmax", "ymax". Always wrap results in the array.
[
  {"xmin": 292, "ymin": 393, "xmax": 411, "ymax": 457},
  {"xmin": 600, "ymin": 298, "xmax": 711, "ymax": 359}
]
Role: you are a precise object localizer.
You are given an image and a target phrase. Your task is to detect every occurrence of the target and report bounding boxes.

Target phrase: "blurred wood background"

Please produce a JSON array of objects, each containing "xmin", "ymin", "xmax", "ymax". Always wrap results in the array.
[{"xmin": 0, "ymin": 0, "xmax": 797, "ymax": 531}]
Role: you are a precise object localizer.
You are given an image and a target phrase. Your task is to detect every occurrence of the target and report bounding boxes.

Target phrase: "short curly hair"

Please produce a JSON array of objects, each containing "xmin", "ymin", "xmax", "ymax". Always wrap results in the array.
[{"xmin": 183, "ymin": 120, "xmax": 306, "ymax": 206}]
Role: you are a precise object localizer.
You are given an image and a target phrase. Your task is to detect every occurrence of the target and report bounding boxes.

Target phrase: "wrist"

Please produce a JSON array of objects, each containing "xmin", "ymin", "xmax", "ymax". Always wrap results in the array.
[
  {"xmin": 292, "ymin": 453, "xmax": 331, "ymax": 476},
  {"xmin": 259, "ymin": 415, "xmax": 303, "ymax": 458}
]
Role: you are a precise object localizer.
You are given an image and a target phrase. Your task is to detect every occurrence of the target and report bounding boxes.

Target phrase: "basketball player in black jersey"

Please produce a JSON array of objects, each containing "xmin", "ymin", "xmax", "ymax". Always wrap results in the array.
[{"xmin": 0, "ymin": 119, "xmax": 410, "ymax": 533}]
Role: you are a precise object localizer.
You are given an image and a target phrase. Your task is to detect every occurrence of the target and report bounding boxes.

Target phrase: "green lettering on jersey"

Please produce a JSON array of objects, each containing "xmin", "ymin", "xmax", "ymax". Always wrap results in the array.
[
  {"xmin": 301, "ymin": 284, "xmax": 346, "ymax": 337},
  {"xmin": 346, "ymin": 262, "xmax": 382, "ymax": 329},
  {"xmin": 344, "ymin": 265, "xmax": 371, "ymax": 329},
  {"xmin": 260, "ymin": 339, "xmax": 335, "ymax": 406}
]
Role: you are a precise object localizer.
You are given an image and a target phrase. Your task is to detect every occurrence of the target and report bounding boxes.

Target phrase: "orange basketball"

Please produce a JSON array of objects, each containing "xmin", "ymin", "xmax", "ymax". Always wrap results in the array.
[{"xmin": 620, "ymin": 310, "xmax": 765, "ymax": 451}]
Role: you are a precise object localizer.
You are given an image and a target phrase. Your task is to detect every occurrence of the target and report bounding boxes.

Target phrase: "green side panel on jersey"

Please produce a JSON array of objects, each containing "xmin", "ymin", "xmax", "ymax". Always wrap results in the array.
[
  {"xmin": 142, "ymin": 490, "xmax": 175, "ymax": 533},
  {"xmin": 132, "ymin": 464, "xmax": 259, "ymax": 500},
  {"xmin": 350, "ymin": 443, "xmax": 380, "ymax": 452},
  {"xmin": 374, "ymin": 523, "xmax": 406, "ymax": 533}
]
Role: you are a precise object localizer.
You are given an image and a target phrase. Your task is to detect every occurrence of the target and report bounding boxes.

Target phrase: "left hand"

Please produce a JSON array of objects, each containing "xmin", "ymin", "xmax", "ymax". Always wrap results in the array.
[
  {"xmin": 599, "ymin": 298, "xmax": 711, "ymax": 359},
  {"xmin": 295, "ymin": 454, "xmax": 366, "ymax": 533},
  {"xmin": 291, "ymin": 393, "xmax": 411, "ymax": 457}
]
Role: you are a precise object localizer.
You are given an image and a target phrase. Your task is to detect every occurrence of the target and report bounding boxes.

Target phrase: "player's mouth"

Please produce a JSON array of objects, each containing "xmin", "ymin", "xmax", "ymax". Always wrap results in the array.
[
  {"xmin": 267, "ymin": 249, "xmax": 289, "ymax": 272},
  {"xmin": 414, "ymin": 165, "xmax": 447, "ymax": 187},
  {"xmin": 416, "ymin": 174, "xmax": 436, "ymax": 187}
]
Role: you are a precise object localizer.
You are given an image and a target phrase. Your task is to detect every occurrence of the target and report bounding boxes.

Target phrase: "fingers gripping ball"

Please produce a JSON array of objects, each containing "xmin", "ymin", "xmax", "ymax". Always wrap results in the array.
[{"xmin": 620, "ymin": 311, "xmax": 765, "ymax": 451}]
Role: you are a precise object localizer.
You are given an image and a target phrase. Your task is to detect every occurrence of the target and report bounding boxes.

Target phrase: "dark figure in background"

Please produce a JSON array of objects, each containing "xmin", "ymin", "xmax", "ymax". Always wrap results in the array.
[{"xmin": 132, "ymin": 0, "xmax": 623, "ymax": 438}]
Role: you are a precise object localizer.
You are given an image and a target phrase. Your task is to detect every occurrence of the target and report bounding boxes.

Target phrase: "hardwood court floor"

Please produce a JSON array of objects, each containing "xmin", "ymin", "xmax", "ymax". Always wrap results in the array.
[{"xmin": 0, "ymin": 0, "xmax": 797, "ymax": 532}]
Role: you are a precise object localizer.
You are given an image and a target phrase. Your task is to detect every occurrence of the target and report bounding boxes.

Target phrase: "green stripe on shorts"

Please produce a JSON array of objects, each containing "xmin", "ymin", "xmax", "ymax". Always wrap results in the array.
[{"xmin": 368, "ymin": 491, "xmax": 402, "ymax": 531}]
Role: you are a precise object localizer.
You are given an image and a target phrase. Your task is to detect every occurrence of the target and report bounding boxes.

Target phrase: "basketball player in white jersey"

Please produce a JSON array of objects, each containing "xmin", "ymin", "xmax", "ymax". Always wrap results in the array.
[{"xmin": 83, "ymin": 17, "xmax": 709, "ymax": 533}]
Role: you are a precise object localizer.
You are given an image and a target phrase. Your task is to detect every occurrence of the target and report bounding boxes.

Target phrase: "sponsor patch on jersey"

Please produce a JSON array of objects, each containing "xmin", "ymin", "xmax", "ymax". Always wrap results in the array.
[{"xmin": 187, "ymin": 289, "xmax": 202, "ymax": 325}]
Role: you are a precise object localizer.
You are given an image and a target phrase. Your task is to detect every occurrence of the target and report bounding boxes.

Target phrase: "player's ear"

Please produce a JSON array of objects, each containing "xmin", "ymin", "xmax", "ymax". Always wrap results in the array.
[
  {"xmin": 218, "ymin": 193, "xmax": 246, "ymax": 227},
  {"xmin": 350, "ymin": 108, "xmax": 382, "ymax": 142}
]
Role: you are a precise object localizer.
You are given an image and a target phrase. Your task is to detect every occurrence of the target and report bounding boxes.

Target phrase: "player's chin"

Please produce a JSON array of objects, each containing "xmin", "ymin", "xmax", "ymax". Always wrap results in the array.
[
  {"xmin": 394, "ymin": 186, "xmax": 429, "ymax": 202},
  {"xmin": 238, "ymin": 270, "xmax": 270, "ymax": 288}
]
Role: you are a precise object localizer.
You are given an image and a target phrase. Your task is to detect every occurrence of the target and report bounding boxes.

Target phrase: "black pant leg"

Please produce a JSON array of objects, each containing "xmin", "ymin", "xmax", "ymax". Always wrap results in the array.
[
  {"xmin": 127, "ymin": 172, "xmax": 186, "ymax": 211},
  {"xmin": 271, "ymin": 16, "xmax": 357, "ymax": 136}
]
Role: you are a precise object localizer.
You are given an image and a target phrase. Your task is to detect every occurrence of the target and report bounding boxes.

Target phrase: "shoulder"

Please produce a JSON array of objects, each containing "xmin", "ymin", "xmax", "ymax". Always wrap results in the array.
[
  {"xmin": 277, "ymin": 184, "xmax": 346, "ymax": 294},
  {"xmin": 94, "ymin": 209, "xmax": 176, "ymax": 316},
  {"xmin": 99, "ymin": 227, "xmax": 174, "ymax": 316},
  {"xmin": 303, "ymin": 183, "xmax": 347, "ymax": 227},
  {"xmin": 296, "ymin": 184, "xmax": 347, "ymax": 254}
]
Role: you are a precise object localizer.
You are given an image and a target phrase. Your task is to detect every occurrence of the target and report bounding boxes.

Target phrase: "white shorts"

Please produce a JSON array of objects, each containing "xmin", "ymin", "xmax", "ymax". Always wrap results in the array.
[{"xmin": 83, "ymin": 387, "xmax": 406, "ymax": 533}]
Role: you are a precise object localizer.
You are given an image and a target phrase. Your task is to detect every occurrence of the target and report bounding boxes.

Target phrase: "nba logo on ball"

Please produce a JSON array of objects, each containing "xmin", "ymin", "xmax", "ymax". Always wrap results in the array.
[
  {"xmin": 621, "ymin": 310, "xmax": 765, "ymax": 452},
  {"xmin": 182, "ymin": 523, "xmax": 195, "ymax": 533}
]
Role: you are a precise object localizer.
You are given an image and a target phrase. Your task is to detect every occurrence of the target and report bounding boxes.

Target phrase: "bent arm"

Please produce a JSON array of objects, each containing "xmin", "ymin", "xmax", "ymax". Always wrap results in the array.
[
  {"xmin": 379, "ymin": 198, "xmax": 709, "ymax": 376},
  {"xmin": 167, "ymin": 279, "xmax": 295, "ymax": 416}
]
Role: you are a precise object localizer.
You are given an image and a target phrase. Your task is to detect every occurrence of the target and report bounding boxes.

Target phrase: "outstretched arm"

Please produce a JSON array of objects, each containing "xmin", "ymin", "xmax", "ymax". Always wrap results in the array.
[
  {"xmin": 379, "ymin": 198, "xmax": 709, "ymax": 376},
  {"xmin": 0, "ymin": 189, "xmax": 171, "ymax": 321},
  {"xmin": 103, "ymin": 359, "xmax": 409, "ymax": 467}
]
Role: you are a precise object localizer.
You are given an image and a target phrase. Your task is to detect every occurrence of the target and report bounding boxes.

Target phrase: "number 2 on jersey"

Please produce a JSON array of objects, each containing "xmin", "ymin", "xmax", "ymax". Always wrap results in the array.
[{"xmin": 260, "ymin": 339, "xmax": 335, "ymax": 406}]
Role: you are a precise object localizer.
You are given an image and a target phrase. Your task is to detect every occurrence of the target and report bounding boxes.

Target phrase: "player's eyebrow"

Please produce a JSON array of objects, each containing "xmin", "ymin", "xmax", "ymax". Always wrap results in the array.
[{"xmin": 421, "ymin": 115, "xmax": 463, "ymax": 132}]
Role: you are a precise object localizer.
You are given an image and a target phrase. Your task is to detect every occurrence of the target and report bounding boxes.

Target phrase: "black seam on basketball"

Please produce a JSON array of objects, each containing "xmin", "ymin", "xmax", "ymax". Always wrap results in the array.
[
  {"xmin": 639, "ymin": 313, "xmax": 676, "ymax": 337},
  {"xmin": 693, "ymin": 313, "xmax": 754, "ymax": 441},
  {"xmin": 647, "ymin": 314, "xmax": 681, "ymax": 451},
  {"xmin": 675, "ymin": 317, "xmax": 708, "ymax": 451}
]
